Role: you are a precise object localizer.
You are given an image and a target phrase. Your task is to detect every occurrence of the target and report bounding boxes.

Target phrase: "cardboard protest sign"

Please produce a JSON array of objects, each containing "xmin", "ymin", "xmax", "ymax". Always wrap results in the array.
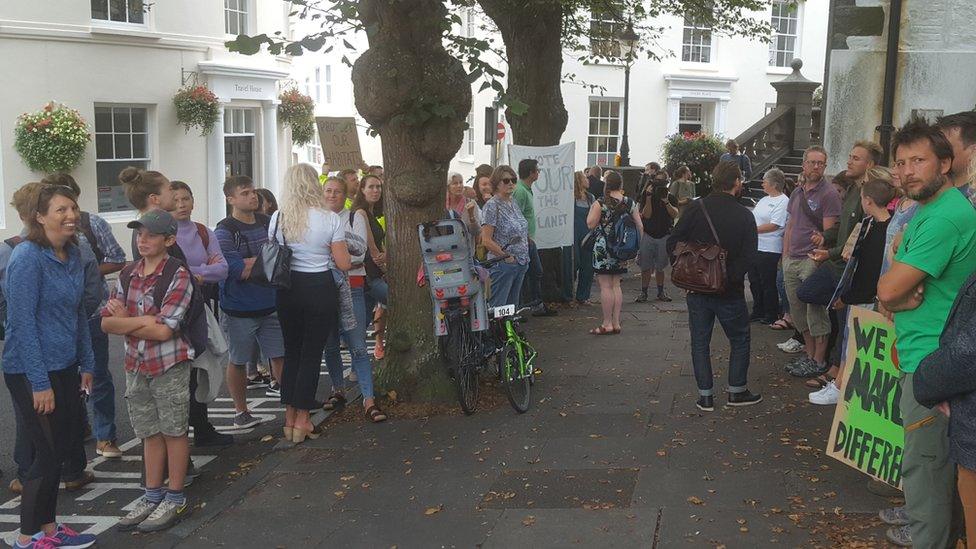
[
  {"xmin": 507, "ymin": 143, "xmax": 575, "ymax": 249},
  {"xmin": 827, "ymin": 306, "xmax": 904, "ymax": 489},
  {"xmin": 316, "ymin": 116, "xmax": 364, "ymax": 171}
]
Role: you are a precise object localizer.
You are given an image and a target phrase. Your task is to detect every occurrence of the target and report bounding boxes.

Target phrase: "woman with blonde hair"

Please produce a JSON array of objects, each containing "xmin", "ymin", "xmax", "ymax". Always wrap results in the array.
[
  {"xmin": 446, "ymin": 172, "xmax": 482, "ymax": 245},
  {"xmin": 572, "ymin": 171, "xmax": 596, "ymax": 305},
  {"xmin": 270, "ymin": 164, "xmax": 352, "ymax": 443}
]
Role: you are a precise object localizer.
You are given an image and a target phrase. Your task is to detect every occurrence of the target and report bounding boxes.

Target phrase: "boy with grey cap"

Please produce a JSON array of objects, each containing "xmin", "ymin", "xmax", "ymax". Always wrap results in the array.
[{"xmin": 101, "ymin": 209, "xmax": 194, "ymax": 532}]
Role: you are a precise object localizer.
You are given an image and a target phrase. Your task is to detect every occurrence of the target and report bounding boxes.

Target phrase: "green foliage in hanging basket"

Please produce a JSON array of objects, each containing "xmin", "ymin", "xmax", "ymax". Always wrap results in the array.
[
  {"xmin": 278, "ymin": 88, "xmax": 316, "ymax": 146},
  {"xmin": 14, "ymin": 102, "xmax": 91, "ymax": 173},
  {"xmin": 173, "ymin": 85, "xmax": 220, "ymax": 136},
  {"xmin": 662, "ymin": 132, "xmax": 726, "ymax": 196}
]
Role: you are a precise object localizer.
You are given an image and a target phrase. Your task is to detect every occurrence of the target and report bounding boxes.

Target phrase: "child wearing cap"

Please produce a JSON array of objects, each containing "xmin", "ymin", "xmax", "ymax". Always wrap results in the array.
[{"xmin": 100, "ymin": 209, "xmax": 194, "ymax": 532}]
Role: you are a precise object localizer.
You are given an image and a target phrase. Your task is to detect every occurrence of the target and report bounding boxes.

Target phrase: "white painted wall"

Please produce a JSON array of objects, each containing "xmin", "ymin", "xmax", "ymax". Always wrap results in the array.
[
  {"xmin": 0, "ymin": 0, "xmax": 290, "ymax": 244},
  {"xmin": 823, "ymin": 0, "xmax": 976, "ymax": 174}
]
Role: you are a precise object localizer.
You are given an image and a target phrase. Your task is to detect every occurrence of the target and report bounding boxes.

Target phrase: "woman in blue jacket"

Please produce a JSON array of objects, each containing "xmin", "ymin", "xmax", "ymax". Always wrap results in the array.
[{"xmin": 2, "ymin": 185, "xmax": 97, "ymax": 549}]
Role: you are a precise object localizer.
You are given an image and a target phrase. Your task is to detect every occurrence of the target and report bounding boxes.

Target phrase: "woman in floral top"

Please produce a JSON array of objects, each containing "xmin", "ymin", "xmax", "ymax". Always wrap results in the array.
[
  {"xmin": 586, "ymin": 170, "xmax": 643, "ymax": 335},
  {"xmin": 481, "ymin": 165, "xmax": 530, "ymax": 308}
]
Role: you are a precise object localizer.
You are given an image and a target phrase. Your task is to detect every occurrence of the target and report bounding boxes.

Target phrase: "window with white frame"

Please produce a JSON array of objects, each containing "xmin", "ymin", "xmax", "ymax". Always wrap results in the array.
[
  {"xmin": 91, "ymin": 0, "xmax": 145, "ymax": 25},
  {"xmin": 465, "ymin": 110, "xmax": 475, "ymax": 157},
  {"xmin": 224, "ymin": 108, "xmax": 255, "ymax": 135},
  {"xmin": 769, "ymin": 1, "xmax": 799, "ymax": 67},
  {"xmin": 94, "ymin": 106, "xmax": 150, "ymax": 213},
  {"xmin": 678, "ymin": 102, "xmax": 704, "ymax": 134},
  {"xmin": 314, "ymin": 67, "xmax": 321, "ymax": 103},
  {"xmin": 589, "ymin": 4, "xmax": 624, "ymax": 57},
  {"xmin": 681, "ymin": 14, "xmax": 713, "ymax": 63},
  {"xmin": 465, "ymin": 7, "xmax": 476, "ymax": 37},
  {"xmin": 325, "ymin": 66, "xmax": 333, "ymax": 103},
  {"xmin": 225, "ymin": 0, "xmax": 248, "ymax": 35},
  {"xmin": 587, "ymin": 99, "xmax": 621, "ymax": 166}
]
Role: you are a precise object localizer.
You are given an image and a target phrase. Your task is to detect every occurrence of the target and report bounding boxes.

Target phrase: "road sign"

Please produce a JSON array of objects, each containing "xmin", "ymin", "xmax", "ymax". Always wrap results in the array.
[{"xmin": 497, "ymin": 122, "xmax": 506, "ymax": 141}]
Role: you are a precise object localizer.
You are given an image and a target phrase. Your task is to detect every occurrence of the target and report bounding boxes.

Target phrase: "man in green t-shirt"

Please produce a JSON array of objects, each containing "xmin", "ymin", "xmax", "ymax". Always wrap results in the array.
[
  {"xmin": 513, "ymin": 158, "xmax": 557, "ymax": 316},
  {"xmin": 878, "ymin": 119, "xmax": 975, "ymax": 549}
]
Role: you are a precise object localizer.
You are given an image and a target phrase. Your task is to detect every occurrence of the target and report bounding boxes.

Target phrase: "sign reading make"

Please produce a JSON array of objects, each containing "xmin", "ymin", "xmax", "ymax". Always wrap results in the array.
[
  {"xmin": 507, "ymin": 143, "xmax": 575, "ymax": 250},
  {"xmin": 826, "ymin": 306, "xmax": 904, "ymax": 489},
  {"xmin": 317, "ymin": 116, "xmax": 365, "ymax": 171}
]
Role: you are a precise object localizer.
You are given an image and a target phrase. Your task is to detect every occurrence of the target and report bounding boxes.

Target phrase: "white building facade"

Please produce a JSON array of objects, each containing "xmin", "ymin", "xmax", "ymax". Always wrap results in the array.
[
  {"xmin": 450, "ymin": 1, "xmax": 828, "ymax": 179},
  {"xmin": 0, "ymin": 0, "xmax": 293, "ymax": 242}
]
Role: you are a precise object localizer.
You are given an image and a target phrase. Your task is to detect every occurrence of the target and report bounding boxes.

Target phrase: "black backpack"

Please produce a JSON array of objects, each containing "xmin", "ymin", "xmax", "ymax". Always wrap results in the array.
[{"xmin": 119, "ymin": 256, "xmax": 207, "ymax": 355}]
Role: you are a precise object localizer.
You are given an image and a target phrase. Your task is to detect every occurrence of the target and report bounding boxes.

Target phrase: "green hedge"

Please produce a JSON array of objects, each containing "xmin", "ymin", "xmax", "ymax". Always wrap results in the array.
[{"xmin": 661, "ymin": 132, "xmax": 724, "ymax": 196}]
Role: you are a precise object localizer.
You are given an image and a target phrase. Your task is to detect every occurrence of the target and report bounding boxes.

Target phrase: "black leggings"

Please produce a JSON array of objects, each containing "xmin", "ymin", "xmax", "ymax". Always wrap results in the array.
[
  {"xmin": 5, "ymin": 369, "xmax": 83, "ymax": 535},
  {"xmin": 277, "ymin": 271, "xmax": 339, "ymax": 410},
  {"xmin": 750, "ymin": 251, "xmax": 781, "ymax": 322}
]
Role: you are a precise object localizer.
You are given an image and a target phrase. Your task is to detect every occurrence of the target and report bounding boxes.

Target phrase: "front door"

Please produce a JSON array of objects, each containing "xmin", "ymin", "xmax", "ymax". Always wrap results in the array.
[{"xmin": 224, "ymin": 136, "xmax": 253, "ymax": 215}]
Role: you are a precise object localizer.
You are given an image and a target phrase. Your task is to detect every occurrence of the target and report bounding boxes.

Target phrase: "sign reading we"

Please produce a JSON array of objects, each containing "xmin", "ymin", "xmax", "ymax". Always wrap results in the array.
[
  {"xmin": 316, "ymin": 116, "xmax": 364, "ymax": 171},
  {"xmin": 826, "ymin": 306, "xmax": 904, "ymax": 489}
]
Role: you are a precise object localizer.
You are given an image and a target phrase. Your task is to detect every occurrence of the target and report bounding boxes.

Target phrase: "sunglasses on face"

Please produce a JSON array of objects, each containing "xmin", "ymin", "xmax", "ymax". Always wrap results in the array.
[{"xmin": 501, "ymin": 178, "xmax": 517, "ymax": 184}]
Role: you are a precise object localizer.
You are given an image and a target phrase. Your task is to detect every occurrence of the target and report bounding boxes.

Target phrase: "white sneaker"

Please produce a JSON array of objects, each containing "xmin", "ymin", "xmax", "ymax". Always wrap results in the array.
[
  {"xmin": 778, "ymin": 338, "xmax": 805, "ymax": 354},
  {"xmin": 809, "ymin": 381, "xmax": 840, "ymax": 405}
]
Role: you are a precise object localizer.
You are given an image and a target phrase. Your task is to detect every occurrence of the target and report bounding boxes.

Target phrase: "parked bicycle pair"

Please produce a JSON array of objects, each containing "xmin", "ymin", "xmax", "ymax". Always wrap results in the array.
[{"xmin": 418, "ymin": 219, "xmax": 538, "ymax": 415}]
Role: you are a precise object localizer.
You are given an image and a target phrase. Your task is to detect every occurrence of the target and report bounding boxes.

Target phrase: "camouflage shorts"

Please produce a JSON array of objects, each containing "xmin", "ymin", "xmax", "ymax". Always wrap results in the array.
[{"xmin": 124, "ymin": 361, "xmax": 191, "ymax": 439}]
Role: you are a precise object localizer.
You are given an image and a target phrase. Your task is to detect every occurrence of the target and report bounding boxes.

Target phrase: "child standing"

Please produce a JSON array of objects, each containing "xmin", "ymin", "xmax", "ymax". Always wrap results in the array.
[{"xmin": 101, "ymin": 209, "xmax": 194, "ymax": 532}]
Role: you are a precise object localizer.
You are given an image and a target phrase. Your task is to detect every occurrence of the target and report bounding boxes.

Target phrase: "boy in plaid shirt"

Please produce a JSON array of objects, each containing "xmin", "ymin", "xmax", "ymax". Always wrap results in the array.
[{"xmin": 100, "ymin": 209, "xmax": 193, "ymax": 532}]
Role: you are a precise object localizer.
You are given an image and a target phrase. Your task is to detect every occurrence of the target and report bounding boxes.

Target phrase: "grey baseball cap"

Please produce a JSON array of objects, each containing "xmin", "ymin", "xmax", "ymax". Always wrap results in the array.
[{"xmin": 127, "ymin": 208, "xmax": 178, "ymax": 236}]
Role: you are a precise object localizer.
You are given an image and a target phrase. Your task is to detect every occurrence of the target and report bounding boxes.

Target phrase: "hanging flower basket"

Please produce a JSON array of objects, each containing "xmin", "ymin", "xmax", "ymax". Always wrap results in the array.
[
  {"xmin": 278, "ymin": 88, "xmax": 316, "ymax": 146},
  {"xmin": 14, "ymin": 102, "xmax": 92, "ymax": 173},
  {"xmin": 173, "ymin": 85, "xmax": 220, "ymax": 136}
]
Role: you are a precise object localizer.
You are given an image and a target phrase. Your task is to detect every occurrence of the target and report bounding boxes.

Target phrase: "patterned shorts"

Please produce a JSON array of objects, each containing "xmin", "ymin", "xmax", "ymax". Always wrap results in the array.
[{"xmin": 125, "ymin": 361, "xmax": 191, "ymax": 439}]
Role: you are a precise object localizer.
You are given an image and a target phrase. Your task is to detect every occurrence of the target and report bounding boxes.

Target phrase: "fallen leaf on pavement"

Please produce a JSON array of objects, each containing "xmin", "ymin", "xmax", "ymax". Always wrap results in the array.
[
  {"xmin": 522, "ymin": 515, "xmax": 536, "ymax": 526},
  {"xmin": 260, "ymin": 435, "xmax": 274, "ymax": 442},
  {"xmin": 687, "ymin": 496, "xmax": 705, "ymax": 505},
  {"xmin": 424, "ymin": 505, "xmax": 443, "ymax": 516}
]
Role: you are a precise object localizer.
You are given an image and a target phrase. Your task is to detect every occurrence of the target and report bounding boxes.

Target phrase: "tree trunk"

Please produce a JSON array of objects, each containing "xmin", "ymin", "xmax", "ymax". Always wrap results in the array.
[
  {"xmin": 352, "ymin": 0, "xmax": 471, "ymax": 401},
  {"xmin": 479, "ymin": 1, "xmax": 571, "ymax": 302}
]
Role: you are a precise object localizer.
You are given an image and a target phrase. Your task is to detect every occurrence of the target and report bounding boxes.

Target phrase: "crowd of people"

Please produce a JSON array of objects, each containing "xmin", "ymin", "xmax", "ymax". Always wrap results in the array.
[{"xmin": 4, "ymin": 108, "xmax": 976, "ymax": 547}]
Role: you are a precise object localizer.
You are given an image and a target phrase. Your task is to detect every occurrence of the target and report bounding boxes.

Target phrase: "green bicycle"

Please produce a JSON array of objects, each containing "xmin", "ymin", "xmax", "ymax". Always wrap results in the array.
[{"xmin": 487, "ymin": 302, "xmax": 537, "ymax": 413}]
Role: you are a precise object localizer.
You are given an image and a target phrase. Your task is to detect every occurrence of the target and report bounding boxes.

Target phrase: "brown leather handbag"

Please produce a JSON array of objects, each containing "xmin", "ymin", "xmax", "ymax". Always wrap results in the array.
[{"xmin": 671, "ymin": 202, "xmax": 727, "ymax": 294}]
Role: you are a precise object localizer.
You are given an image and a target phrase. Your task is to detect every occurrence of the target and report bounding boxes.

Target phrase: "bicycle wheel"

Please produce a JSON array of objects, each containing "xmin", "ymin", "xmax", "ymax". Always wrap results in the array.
[
  {"xmin": 444, "ymin": 314, "xmax": 479, "ymax": 415},
  {"xmin": 498, "ymin": 338, "xmax": 531, "ymax": 413}
]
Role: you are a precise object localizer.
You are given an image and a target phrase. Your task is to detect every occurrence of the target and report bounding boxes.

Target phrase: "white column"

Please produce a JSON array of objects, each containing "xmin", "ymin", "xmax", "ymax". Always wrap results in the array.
[
  {"xmin": 666, "ymin": 97, "xmax": 681, "ymax": 135},
  {"xmin": 261, "ymin": 100, "xmax": 281, "ymax": 198},
  {"xmin": 716, "ymin": 98, "xmax": 730, "ymax": 136},
  {"xmin": 206, "ymin": 103, "xmax": 227, "ymax": 227}
]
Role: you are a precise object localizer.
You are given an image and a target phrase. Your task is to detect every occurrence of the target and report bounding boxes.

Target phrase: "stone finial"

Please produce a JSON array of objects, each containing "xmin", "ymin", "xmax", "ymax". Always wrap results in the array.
[{"xmin": 791, "ymin": 58, "xmax": 803, "ymax": 72}]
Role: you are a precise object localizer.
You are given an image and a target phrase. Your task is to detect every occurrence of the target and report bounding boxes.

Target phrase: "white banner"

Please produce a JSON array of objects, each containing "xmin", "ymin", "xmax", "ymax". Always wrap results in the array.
[{"xmin": 507, "ymin": 142, "xmax": 576, "ymax": 249}]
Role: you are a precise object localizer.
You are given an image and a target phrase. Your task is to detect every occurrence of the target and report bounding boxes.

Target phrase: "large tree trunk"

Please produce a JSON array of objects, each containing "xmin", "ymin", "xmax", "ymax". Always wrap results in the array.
[
  {"xmin": 479, "ymin": 1, "xmax": 570, "ymax": 302},
  {"xmin": 352, "ymin": 0, "xmax": 471, "ymax": 401}
]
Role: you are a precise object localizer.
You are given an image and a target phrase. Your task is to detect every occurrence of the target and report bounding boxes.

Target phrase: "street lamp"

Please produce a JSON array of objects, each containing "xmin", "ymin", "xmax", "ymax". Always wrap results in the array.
[{"xmin": 617, "ymin": 22, "xmax": 639, "ymax": 167}]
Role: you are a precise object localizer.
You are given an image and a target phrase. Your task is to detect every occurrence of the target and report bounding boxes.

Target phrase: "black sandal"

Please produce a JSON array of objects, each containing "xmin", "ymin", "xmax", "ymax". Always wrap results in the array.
[
  {"xmin": 323, "ymin": 393, "xmax": 346, "ymax": 411},
  {"xmin": 805, "ymin": 374, "xmax": 835, "ymax": 389},
  {"xmin": 366, "ymin": 405, "xmax": 387, "ymax": 423}
]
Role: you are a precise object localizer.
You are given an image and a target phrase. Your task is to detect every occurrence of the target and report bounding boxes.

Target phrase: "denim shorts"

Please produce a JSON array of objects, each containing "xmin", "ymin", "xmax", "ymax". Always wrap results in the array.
[
  {"xmin": 124, "ymin": 361, "xmax": 191, "ymax": 439},
  {"xmin": 221, "ymin": 312, "xmax": 285, "ymax": 365}
]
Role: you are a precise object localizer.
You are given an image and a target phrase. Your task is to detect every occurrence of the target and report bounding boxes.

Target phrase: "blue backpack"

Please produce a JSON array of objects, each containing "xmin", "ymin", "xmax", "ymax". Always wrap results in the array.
[{"xmin": 602, "ymin": 197, "xmax": 640, "ymax": 261}]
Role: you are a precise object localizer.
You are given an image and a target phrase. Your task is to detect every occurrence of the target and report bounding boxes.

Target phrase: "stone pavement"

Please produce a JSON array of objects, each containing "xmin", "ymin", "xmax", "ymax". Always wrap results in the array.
[{"xmin": 111, "ymin": 276, "xmax": 899, "ymax": 548}]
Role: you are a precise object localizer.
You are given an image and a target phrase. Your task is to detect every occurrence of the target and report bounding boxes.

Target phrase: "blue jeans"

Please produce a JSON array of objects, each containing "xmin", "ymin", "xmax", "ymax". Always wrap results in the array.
[
  {"xmin": 522, "ymin": 240, "xmax": 543, "ymax": 307},
  {"xmin": 88, "ymin": 317, "xmax": 116, "ymax": 442},
  {"xmin": 324, "ymin": 286, "xmax": 374, "ymax": 400},
  {"xmin": 368, "ymin": 278, "xmax": 388, "ymax": 307},
  {"xmin": 776, "ymin": 265, "xmax": 788, "ymax": 315},
  {"xmin": 490, "ymin": 261, "xmax": 529, "ymax": 308},
  {"xmin": 687, "ymin": 293, "xmax": 752, "ymax": 396}
]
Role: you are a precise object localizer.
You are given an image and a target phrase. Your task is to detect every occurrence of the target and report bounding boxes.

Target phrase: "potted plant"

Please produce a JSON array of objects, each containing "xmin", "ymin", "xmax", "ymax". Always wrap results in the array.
[
  {"xmin": 14, "ymin": 102, "xmax": 92, "ymax": 173},
  {"xmin": 173, "ymin": 85, "xmax": 220, "ymax": 136},
  {"xmin": 278, "ymin": 88, "xmax": 316, "ymax": 146}
]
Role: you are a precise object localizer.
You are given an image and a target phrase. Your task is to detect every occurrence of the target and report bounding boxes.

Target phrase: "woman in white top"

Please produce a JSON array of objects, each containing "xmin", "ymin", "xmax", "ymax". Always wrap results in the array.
[
  {"xmin": 750, "ymin": 168, "xmax": 790, "ymax": 325},
  {"xmin": 320, "ymin": 177, "xmax": 386, "ymax": 422},
  {"xmin": 270, "ymin": 164, "xmax": 352, "ymax": 444}
]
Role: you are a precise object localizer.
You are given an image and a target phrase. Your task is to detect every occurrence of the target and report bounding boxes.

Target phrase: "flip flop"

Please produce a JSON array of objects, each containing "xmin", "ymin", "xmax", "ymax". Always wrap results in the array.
[
  {"xmin": 770, "ymin": 318, "xmax": 793, "ymax": 331},
  {"xmin": 589, "ymin": 326, "xmax": 614, "ymax": 335}
]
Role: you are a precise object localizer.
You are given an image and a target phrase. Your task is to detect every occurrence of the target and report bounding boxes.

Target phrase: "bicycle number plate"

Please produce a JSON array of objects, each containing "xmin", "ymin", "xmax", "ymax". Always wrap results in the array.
[{"xmin": 492, "ymin": 304, "xmax": 515, "ymax": 318}]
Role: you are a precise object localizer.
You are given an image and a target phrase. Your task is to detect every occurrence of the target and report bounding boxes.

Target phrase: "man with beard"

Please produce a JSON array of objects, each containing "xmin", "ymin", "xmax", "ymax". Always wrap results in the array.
[
  {"xmin": 877, "ymin": 118, "xmax": 976, "ymax": 548},
  {"xmin": 937, "ymin": 111, "xmax": 976, "ymax": 196}
]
